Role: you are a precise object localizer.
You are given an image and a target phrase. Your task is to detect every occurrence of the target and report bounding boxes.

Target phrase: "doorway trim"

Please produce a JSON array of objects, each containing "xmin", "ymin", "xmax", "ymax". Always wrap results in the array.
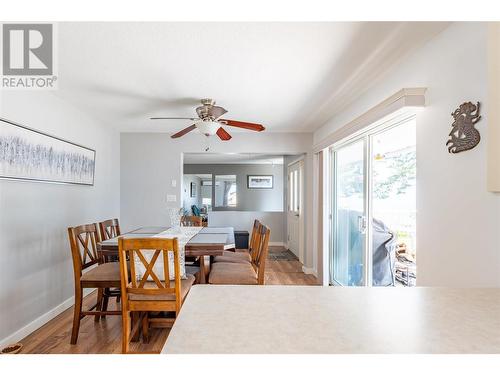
[{"xmin": 287, "ymin": 158, "xmax": 305, "ymax": 264}]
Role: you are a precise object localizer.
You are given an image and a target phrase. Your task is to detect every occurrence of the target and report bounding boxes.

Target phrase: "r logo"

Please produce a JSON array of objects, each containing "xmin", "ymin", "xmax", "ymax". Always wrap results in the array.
[{"xmin": 2, "ymin": 24, "xmax": 53, "ymax": 75}]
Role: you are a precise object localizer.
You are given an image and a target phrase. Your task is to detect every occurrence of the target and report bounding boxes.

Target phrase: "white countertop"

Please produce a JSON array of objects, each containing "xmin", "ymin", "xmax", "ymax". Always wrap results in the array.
[{"xmin": 161, "ymin": 285, "xmax": 500, "ymax": 354}]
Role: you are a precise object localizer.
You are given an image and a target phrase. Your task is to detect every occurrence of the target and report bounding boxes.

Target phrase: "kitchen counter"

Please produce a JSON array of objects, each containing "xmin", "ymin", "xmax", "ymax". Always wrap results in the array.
[{"xmin": 161, "ymin": 285, "xmax": 500, "ymax": 354}]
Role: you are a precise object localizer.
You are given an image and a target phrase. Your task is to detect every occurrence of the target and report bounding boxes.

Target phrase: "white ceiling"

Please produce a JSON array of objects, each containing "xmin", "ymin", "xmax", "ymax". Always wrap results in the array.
[
  {"xmin": 184, "ymin": 153, "xmax": 285, "ymax": 165},
  {"xmin": 54, "ymin": 22, "xmax": 449, "ymax": 133}
]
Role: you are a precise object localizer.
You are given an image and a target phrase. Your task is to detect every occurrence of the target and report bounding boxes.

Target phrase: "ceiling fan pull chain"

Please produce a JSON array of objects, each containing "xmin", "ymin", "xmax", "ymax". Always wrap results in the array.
[{"xmin": 204, "ymin": 135, "xmax": 211, "ymax": 152}]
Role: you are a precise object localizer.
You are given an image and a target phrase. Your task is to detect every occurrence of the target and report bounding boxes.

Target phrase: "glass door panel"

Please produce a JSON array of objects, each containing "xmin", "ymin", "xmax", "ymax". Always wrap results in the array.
[
  {"xmin": 372, "ymin": 119, "xmax": 417, "ymax": 286},
  {"xmin": 332, "ymin": 140, "xmax": 366, "ymax": 286}
]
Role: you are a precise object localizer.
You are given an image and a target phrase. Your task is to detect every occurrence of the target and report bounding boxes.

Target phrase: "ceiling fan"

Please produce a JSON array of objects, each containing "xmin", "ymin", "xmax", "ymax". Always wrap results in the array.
[{"xmin": 150, "ymin": 98, "xmax": 265, "ymax": 140}]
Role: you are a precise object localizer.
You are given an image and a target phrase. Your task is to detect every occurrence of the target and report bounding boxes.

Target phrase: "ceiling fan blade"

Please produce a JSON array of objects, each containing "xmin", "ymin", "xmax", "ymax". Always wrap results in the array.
[
  {"xmin": 171, "ymin": 124, "xmax": 197, "ymax": 138},
  {"xmin": 219, "ymin": 119, "xmax": 265, "ymax": 132},
  {"xmin": 151, "ymin": 117, "xmax": 199, "ymax": 120},
  {"xmin": 216, "ymin": 127, "xmax": 232, "ymax": 141}
]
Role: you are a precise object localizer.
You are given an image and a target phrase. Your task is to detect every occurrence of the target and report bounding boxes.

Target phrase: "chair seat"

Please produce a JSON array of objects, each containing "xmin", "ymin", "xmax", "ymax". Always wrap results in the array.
[
  {"xmin": 209, "ymin": 262, "xmax": 258, "ymax": 285},
  {"xmin": 129, "ymin": 274, "xmax": 195, "ymax": 301},
  {"xmin": 80, "ymin": 262, "xmax": 121, "ymax": 284},
  {"xmin": 214, "ymin": 250, "xmax": 251, "ymax": 264}
]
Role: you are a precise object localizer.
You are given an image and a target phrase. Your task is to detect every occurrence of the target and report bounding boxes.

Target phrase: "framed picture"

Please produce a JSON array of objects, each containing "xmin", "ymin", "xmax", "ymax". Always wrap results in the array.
[
  {"xmin": 190, "ymin": 182, "xmax": 197, "ymax": 197},
  {"xmin": 247, "ymin": 175, "xmax": 273, "ymax": 189},
  {"xmin": 0, "ymin": 118, "xmax": 96, "ymax": 185}
]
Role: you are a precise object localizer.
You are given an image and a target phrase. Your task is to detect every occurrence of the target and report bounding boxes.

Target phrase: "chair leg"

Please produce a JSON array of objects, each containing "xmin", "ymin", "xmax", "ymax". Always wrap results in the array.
[
  {"xmin": 70, "ymin": 287, "xmax": 83, "ymax": 345},
  {"xmin": 142, "ymin": 314, "xmax": 149, "ymax": 343},
  {"xmin": 131, "ymin": 312, "xmax": 141, "ymax": 342},
  {"xmin": 122, "ymin": 309, "xmax": 130, "ymax": 354},
  {"xmin": 94, "ymin": 288, "xmax": 103, "ymax": 322},
  {"xmin": 101, "ymin": 289, "xmax": 110, "ymax": 319}
]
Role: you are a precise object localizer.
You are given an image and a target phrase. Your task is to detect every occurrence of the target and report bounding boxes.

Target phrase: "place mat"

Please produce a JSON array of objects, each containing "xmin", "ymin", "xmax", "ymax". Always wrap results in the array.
[
  {"xmin": 100, "ymin": 233, "xmax": 153, "ymax": 245},
  {"xmin": 129, "ymin": 226, "xmax": 169, "ymax": 234},
  {"xmin": 200, "ymin": 227, "xmax": 233, "ymax": 234},
  {"xmin": 187, "ymin": 233, "xmax": 228, "ymax": 244}
]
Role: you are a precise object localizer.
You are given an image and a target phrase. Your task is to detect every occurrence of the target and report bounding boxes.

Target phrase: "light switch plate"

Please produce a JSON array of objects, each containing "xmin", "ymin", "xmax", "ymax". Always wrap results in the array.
[
  {"xmin": 167, "ymin": 194, "xmax": 177, "ymax": 202},
  {"xmin": 171, "ymin": 180, "xmax": 177, "ymax": 187}
]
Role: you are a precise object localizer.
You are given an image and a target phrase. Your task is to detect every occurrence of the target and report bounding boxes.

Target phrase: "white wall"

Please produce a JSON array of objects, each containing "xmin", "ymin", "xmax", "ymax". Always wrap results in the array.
[
  {"xmin": 120, "ymin": 132, "xmax": 313, "ymax": 254},
  {"xmin": 314, "ymin": 22, "xmax": 500, "ymax": 287},
  {"xmin": 184, "ymin": 163, "xmax": 284, "ymax": 212},
  {"xmin": 0, "ymin": 91, "xmax": 120, "ymax": 346}
]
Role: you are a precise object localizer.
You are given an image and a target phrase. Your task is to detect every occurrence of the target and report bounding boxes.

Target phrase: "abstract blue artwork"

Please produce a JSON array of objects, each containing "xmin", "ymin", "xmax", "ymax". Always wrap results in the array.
[{"xmin": 0, "ymin": 118, "xmax": 95, "ymax": 185}]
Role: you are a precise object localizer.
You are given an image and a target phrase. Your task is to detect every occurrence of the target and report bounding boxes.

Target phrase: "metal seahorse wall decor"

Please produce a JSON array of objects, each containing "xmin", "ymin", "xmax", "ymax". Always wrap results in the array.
[{"xmin": 446, "ymin": 101, "xmax": 482, "ymax": 154}]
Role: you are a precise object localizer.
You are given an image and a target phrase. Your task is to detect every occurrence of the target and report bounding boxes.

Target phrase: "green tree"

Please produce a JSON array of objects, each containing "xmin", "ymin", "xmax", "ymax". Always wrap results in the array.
[{"xmin": 373, "ymin": 149, "xmax": 416, "ymax": 200}]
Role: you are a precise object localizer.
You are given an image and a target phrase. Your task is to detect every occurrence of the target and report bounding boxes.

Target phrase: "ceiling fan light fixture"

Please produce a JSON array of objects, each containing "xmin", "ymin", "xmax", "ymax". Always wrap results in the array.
[
  {"xmin": 159, "ymin": 98, "xmax": 265, "ymax": 141},
  {"xmin": 196, "ymin": 120, "xmax": 219, "ymax": 136}
]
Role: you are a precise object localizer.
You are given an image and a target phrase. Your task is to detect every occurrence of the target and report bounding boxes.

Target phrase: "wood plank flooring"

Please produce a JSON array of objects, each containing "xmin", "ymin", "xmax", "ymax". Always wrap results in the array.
[
  {"xmin": 265, "ymin": 247, "xmax": 319, "ymax": 285},
  {"xmin": 18, "ymin": 247, "xmax": 318, "ymax": 354}
]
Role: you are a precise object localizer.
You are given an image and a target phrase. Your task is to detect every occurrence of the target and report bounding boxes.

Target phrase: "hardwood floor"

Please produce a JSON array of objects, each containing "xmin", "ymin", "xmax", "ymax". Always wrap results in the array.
[
  {"xmin": 19, "ymin": 246, "xmax": 318, "ymax": 354},
  {"xmin": 265, "ymin": 247, "xmax": 319, "ymax": 285}
]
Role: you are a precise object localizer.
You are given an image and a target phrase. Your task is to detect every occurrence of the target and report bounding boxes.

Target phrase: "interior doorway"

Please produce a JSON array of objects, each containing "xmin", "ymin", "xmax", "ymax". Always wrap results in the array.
[{"xmin": 287, "ymin": 159, "xmax": 304, "ymax": 263}]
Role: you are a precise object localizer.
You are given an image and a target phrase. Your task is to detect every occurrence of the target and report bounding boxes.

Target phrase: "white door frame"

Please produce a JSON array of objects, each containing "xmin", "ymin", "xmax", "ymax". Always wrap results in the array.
[
  {"xmin": 327, "ymin": 113, "xmax": 417, "ymax": 286},
  {"xmin": 287, "ymin": 158, "xmax": 305, "ymax": 264}
]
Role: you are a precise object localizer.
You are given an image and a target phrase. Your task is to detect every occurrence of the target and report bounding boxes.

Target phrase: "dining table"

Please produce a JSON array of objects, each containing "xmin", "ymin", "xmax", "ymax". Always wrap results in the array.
[{"xmin": 97, "ymin": 226, "xmax": 235, "ymax": 283}]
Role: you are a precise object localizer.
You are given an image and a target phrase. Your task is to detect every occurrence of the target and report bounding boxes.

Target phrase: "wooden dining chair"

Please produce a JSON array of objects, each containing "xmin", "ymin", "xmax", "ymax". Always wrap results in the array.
[
  {"xmin": 181, "ymin": 215, "xmax": 203, "ymax": 227},
  {"xmin": 99, "ymin": 218, "xmax": 121, "ymax": 240},
  {"xmin": 118, "ymin": 237, "xmax": 195, "ymax": 354},
  {"xmin": 209, "ymin": 224, "xmax": 271, "ymax": 285},
  {"xmin": 68, "ymin": 223, "xmax": 122, "ymax": 345},
  {"xmin": 213, "ymin": 219, "xmax": 261, "ymax": 264},
  {"xmin": 97, "ymin": 218, "xmax": 123, "ymax": 301}
]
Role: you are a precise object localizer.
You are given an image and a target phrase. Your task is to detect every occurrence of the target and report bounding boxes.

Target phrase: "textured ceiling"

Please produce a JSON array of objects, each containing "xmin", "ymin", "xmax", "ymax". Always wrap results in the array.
[{"xmin": 53, "ymin": 22, "xmax": 449, "ymax": 133}]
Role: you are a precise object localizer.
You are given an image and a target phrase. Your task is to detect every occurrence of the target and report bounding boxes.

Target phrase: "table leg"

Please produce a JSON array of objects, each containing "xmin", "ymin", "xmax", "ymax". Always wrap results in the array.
[{"xmin": 198, "ymin": 255, "xmax": 207, "ymax": 284}]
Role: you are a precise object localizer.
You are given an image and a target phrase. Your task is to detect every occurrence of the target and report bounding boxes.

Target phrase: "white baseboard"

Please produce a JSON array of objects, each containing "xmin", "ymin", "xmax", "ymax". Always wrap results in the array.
[
  {"xmin": 269, "ymin": 242, "xmax": 286, "ymax": 247},
  {"xmin": 302, "ymin": 266, "xmax": 318, "ymax": 277},
  {"xmin": 0, "ymin": 288, "xmax": 95, "ymax": 350}
]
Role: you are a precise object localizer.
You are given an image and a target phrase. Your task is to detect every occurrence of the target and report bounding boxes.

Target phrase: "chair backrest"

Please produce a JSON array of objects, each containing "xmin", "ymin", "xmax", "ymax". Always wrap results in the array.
[
  {"xmin": 68, "ymin": 223, "xmax": 102, "ymax": 277},
  {"xmin": 253, "ymin": 224, "xmax": 271, "ymax": 285},
  {"xmin": 181, "ymin": 215, "xmax": 202, "ymax": 227},
  {"xmin": 118, "ymin": 237, "xmax": 183, "ymax": 313},
  {"xmin": 99, "ymin": 218, "xmax": 121, "ymax": 240},
  {"xmin": 249, "ymin": 219, "xmax": 261, "ymax": 262}
]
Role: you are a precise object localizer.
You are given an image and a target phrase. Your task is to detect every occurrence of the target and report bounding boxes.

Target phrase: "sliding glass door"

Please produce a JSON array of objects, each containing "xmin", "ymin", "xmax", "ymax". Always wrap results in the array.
[
  {"xmin": 330, "ymin": 116, "xmax": 416, "ymax": 287},
  {"xmin": 331, "ymin": 139, "xmax": 367, "ymax": 286}
]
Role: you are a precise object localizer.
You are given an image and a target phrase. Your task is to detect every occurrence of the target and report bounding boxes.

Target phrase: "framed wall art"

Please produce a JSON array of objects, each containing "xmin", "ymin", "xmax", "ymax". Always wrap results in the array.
[
  {"xmin": 0, "ymin": 118, "xmax": 96, "ymax": 185},
  {"xmin": 247, "ymin": 175, "xmax": 273, "ymax": 189}
]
